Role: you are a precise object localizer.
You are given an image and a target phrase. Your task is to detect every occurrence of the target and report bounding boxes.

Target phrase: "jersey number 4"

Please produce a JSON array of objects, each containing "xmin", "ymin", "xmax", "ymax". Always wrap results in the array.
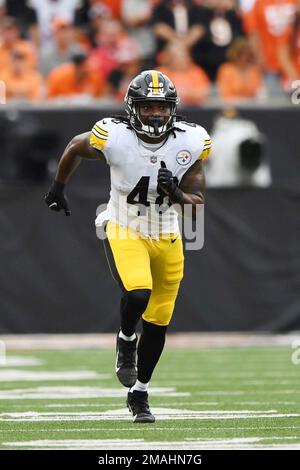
[{"xmin": 127, "ymin": 176, "xmax": 179, "ymax": 214}]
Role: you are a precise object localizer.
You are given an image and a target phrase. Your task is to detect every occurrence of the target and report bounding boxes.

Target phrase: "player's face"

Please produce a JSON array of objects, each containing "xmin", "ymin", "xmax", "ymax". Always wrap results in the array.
[{"xmin": 138, "ymin": 101, "xmax": 172, "ymax": 126}]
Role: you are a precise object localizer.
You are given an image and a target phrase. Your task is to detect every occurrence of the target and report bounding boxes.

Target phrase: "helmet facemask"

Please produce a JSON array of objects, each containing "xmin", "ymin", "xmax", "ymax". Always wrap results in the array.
[{"xmin": 127, "ymin": 100, "xmax": 177, "ymax": 138}]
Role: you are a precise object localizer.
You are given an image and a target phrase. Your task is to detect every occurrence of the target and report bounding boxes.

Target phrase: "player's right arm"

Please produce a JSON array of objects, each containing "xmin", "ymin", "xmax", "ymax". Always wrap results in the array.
[
  {"xmin": 44, "ymin": 131, "xmax": 104, "ymax": 216},
  {"xmin": 54, "ymin": 131, "xmax": 104, "ymax": 183}
]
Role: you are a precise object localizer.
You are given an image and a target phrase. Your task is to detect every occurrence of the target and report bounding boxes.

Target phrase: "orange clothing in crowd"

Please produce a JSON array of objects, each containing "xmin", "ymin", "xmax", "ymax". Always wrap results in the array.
[
  {"xmin": 244, "ymin": 0, "xmax": 297, "ymax": 72},
  {"xmin": 47, "ymin": 63, "xmax": 104, "ymax": 99},
  {"xmin": 91, "ymin": 0, "xmax": 122, "ymax": 18},
  {"xmin": 278, "ymin": 25, "xmax": 300, "ymax": 75},
  {"xmin": 0, "ymin": 40, "xmax": 37, "ymax": 72},
  {"xmin": 158, "ymin": 65, "xmax": 210, "ymax": 104},
  {"xmin": 0, "ymin": 68, "xmax": 44, "ymax": 101},
  {"xmin": 217, "ymin": 63, "xmax": 263, "ymax": 100}
]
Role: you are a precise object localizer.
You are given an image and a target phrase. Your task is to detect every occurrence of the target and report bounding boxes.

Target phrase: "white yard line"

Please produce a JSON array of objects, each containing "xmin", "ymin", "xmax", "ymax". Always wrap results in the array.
[
  {"xmin": 2, "ymin": 437, "xmax": 300, "ymax": 450},
  {"xmin": 0, "ymin": 386, "xmax": 189, "ymax": 400},
  {"xmin": 152, "ymin": 382, "xmax": 300, "ymax": 387},
  {"xmin": 2, "ymin": 426, "xmax": 300, "ymax": 433},
  {"xmin": 45, "ymin": 402, "xmax": 220, "ymax": 408},
  {"xmin": 0, "ymin": 408, "xmax": 299, "ymax": 422},
  {"xmin": 194, "ymin": 390, "xmax": 300, "ymax": 395},
  {"xmin": 0, "ymin": 370, "xmax": 107, "ymax": 382},
  {"xmin": 44, "ymin": 401, "xmax": 300, "ymax": 408},
  {"xmin": 0, "ymin": 356, "xmax": 43, "ymax": 367},
  {"xmin": 0, "ymin": 409, "xmax": 279, "ymax": 417}
]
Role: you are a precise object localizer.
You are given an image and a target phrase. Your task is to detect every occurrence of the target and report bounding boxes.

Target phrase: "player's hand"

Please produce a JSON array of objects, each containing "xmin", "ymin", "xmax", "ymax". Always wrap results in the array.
[
  {"xmin": 157, "ymin": 161, "xmax": 177, "ymax": 196},
  {"xmin": 44, "ymin": 181, "xmax": 71, "ymax": 216}
]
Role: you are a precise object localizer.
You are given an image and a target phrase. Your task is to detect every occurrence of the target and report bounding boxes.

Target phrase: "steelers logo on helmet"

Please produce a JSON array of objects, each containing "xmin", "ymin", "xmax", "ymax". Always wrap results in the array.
[{"xmin": 125, "ymin": 70, "xmax": 179, "ymax": 139}]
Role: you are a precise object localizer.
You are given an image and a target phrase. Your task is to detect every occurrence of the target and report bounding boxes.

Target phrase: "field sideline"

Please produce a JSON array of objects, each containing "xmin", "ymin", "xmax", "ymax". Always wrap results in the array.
[{"xmin": 0, "ymin": 333, "xmax": 300, "ymax": 450}]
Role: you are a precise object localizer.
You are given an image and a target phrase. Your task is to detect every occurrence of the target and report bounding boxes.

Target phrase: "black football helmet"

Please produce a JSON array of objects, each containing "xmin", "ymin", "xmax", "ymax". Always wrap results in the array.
[{"xmin": 125, "ymin": 70, "xmax": 179, "ymax": 138}]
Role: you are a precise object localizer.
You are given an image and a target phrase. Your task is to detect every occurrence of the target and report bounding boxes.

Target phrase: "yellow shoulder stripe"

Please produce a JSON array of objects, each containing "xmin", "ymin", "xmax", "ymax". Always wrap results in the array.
[
  {"xmin": 94, "ymin": 124, "xmax": 109, "ymax": 137},
  {"xmin": 90, "ymin": 131, "xmax": 107, "ymax": 151},
  {"xmin": 92, "ymin": 128, "xmax": 108, "ymax": 141},
  {"xmin": 203, "ymin": 137, "xmax": 212, "ymax": 152},
  {"xmin": 197, "ymin": 146, "xmax": 211, "ymax": 160},
  {"xmin": 203, "ymin": 143, "xmax": 212, "ymax": 150}
]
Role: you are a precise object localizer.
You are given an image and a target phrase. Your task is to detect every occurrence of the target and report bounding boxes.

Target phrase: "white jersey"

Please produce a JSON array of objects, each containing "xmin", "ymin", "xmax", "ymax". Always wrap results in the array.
[{"xmin": 90, "ymin": 118, "xmax": 211, "ymax": 237}]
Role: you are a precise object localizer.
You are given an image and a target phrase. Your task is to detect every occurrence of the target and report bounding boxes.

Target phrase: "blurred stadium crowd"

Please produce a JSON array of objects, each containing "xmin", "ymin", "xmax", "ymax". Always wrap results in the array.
[{"xmin": 0, "ymin": 0, "xmax": 299, "ymax": 104}]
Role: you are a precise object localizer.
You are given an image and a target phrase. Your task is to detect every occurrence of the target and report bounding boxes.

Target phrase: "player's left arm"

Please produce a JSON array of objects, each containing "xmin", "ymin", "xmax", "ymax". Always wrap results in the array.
[
  {"xmin": 157, "ymin": 159, "xmax": 205, "ymax": 219},
  {"xmin": 178, "ymin": 159, "xmax": 205, "ymax": 206}
]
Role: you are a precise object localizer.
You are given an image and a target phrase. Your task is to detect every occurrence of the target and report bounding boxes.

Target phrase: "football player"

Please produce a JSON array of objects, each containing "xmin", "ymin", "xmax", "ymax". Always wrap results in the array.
[{"xmin": 45, "ymin": 70, "xmax": 211, "ymax": 423}]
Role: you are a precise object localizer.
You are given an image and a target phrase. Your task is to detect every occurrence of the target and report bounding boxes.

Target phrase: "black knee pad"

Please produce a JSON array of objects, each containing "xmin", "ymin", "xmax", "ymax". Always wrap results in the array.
[{"xmin": 125, "ymin": 289, "xmax": 151, "ymax": 313}]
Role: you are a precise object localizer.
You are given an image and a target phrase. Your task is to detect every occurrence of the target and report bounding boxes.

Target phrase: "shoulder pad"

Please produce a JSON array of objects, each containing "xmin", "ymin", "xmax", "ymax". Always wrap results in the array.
[{"xmin": 90, "ymin": 118, "xmax": 113, "ymax": 152}]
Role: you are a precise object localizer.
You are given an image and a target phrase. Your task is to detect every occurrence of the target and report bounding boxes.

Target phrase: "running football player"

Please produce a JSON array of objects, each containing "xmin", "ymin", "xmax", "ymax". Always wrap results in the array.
[{"xmin": 45, "ymin": 70, "xmax": 211, "ymax": 423}]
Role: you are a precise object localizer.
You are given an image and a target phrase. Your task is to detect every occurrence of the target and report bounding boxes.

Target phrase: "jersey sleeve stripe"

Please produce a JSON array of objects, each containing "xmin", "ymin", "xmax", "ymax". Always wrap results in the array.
[
  {"xmin": 197, "ymin": 147, "xmax": 212, "ymax": 160},
  {"xmin": 94, "ymin": 125, "xmax": 109, "ymax": 137},
  {"xmin": 92, "ymin": 128, "xmax": 108, "ymax": 140},
  {"xmin": 90, "ymin": 132, "xmax": 107, "ymax": 151}
]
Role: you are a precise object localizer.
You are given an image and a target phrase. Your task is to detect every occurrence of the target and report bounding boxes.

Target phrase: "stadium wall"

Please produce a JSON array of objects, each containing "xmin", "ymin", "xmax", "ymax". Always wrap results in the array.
[
  {"xmin": 1, "ymin": 185, "xmax": 299, "ymax": 333},
  {"xmin": 0, "ymin": 105, "xmax": 300, "ymax": 184}
]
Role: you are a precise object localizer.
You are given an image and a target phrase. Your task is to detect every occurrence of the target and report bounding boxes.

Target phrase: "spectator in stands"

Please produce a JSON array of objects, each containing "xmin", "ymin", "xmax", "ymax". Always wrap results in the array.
[
  {"xmin": 105, "ymin": 45, "xmax": 142, "ymax": 100},
  {"xmin": 158, "ymin": 40, "xmax": 211, "ymax": 104},
  {"xmin": 0, "ymin": 47, "xmax": 44, "ymax": 101},
  {"xmin": 1, "ymin": 0, "xmax": 37, "ymax": 39},
  {"xmin": 88, "ymin": 1, "xmax": 111, "ymax": 46},
  {"xmin": 151, "ymin": 0, "xmax": 207, "ymax": 67},
  {"xmin": 196, "ymin": 0, "xmax": 244, "ymax": 81},
  {"xmin": 47, "ymin": 51, "xmax": 104, "ymax": 101},
  {"xmin": 243, "ymin": 0, "xmax": 297, "ymax": 95},
  {"xmin": 217, "ymin": 37, "xmax": 264, "ymax": 101},
  {"xmin": 278, "ymin": 0, "xmax": 300, "ymax": 91},
  {"xmin": 27, "ymin": 0, "xmax": 86, "ymax": 47},
  {"xmin": 121, "ymin": 0, "xmax": 155, "ymax": 67},
  {"xmin": 0, "ymin": 16, "xmax": 37, "ymax": 73},
  {"xmin": 39, "ymin": 18, "xmax": 86, "ymax": 76},
  {"xmin": 88, "ymin": 17, "xmax": 139, "ymax": 79}
]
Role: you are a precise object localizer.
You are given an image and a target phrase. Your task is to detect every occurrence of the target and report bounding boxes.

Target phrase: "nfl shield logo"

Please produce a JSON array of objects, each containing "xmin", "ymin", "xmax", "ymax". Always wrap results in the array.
[{"xmin": 150, "ymin": 155, "xmax": 157, "ymax": 164}]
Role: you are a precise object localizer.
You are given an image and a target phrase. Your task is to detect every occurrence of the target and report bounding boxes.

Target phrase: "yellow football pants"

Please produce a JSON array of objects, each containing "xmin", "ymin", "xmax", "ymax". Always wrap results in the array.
[{"xmin": 103, "ymin": 221, "xmax": 184, "ymax": 326}]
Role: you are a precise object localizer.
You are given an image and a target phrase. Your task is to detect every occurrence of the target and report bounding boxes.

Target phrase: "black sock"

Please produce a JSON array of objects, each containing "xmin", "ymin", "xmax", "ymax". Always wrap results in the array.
[
  {"xmin": 137, "ymin": 319, "xmax": 167, "ymax": 383},
  {"xmin": 120, "ymin": 289, "xmax": 151, "ymax": 337}
]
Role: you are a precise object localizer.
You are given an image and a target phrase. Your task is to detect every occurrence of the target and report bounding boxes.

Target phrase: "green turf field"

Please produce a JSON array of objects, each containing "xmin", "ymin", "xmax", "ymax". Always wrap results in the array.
[{"xmin": 0, "ymin": 345, "xmax": 300, "ymax": 449}]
